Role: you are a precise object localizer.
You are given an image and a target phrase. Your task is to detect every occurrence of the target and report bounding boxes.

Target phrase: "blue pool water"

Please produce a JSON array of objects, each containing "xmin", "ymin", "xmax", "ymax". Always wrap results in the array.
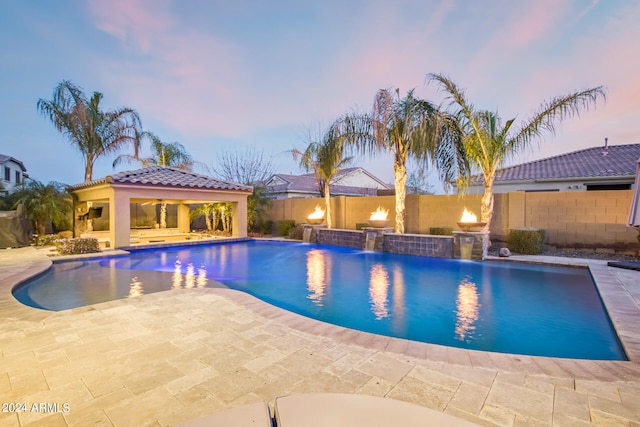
[{"xmin": 13, "ymin": 240, "xmax": 626, "ymax": 360}]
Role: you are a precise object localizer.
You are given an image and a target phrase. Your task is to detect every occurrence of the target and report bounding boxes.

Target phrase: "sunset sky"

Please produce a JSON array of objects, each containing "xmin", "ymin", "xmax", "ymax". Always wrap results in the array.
[{"xmin": 1, "ymin": 0, "xmax": 638, "ymax": 192}]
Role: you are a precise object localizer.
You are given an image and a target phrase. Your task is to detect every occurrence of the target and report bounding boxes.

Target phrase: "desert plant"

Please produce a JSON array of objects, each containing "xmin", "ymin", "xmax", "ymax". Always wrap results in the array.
[
  {"xmin": 288, "ymin": 224, "xmax": 304, "ymax": 240},
  {"xmin": 37, "ymin": 80, "xmax": 141, "ymax": 182},
  {"xmin": 292, "ymin": 121, "xmax": 353, "ymax": 229},
  {"xmin": 339, "ymin": 89, "xmax": 463, "ymax": 233},
  {"xmin": 58, "ymin": 230, "xmax": 73, "ymax": 239},
  {"xmin": 429, "ymin": 226, "xmax": 453, "ymax": 236},
  {"xmin": 278, "ymin": 220, "xmax": 296, "ymax": 236},
  {"xmin": 260, "ymin": 220, "xmax": 274, "ymax": 235},
  {"xmin": 36, "ymin": 234, "xmax": 60, "ymax": 247},
  {"xmin": 11, "ymin": 179, "xmax": 72, "ymax": 235},
  {"xmin": 55, "ymin": 237, "xmax": 100, "ymax": 255},
  {"xmin": 507, "ymin": 228, "xmax": 545, "ymax": 255},
  {"xmin": 429, "ymin": 73, "xmax": 605, "ymax": 230},
  {"xmin": 248, "ymin": 186, "xmax": 272, "ymax": 232}
]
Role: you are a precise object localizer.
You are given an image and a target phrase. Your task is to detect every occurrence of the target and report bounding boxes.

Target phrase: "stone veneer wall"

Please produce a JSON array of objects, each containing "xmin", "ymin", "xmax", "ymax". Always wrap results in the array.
[
  {"xmin": 383, "ymin": 233, "xmax": 453, "ymax": 258},
  {"xmin": 316, "ymin": 228, "xmax": 454, "ymax": 258},
  {"xmin": 316, "ymin": 229, "xmax": 364, "ymax": 249}
]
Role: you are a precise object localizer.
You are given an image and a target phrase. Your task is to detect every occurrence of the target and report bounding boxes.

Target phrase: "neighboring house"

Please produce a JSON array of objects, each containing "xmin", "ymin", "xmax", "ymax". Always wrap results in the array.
[
  {"xmin": 0, "ymin": 154, "xmax": 28, "ymax": 195},
  {"xmin": 263, "ymin": 167, "xmax": 391, "ymax": 199},
  {"xmin": 462, "ymin": 143, "xmax": 640, "ymax": 194}
]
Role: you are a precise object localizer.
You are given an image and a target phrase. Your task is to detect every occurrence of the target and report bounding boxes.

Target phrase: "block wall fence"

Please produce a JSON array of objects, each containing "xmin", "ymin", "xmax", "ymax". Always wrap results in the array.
[{"xmin": 266, "ymin": 190, "xmax": 638, "ymax": 255}]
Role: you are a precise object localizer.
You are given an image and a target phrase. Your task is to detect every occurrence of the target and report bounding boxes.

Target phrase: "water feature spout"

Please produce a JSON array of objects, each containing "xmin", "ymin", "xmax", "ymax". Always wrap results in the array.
[
  {"xmin": 459, "ymin": 236, "xmax": 475, "ymax": 260},
  {"xmin": 365, "ymin": 231, "xmax": 377, "ymax": 251},
  {"xmin": 302, "ymin": 226, "xmax": 313, "ymax": 243}
]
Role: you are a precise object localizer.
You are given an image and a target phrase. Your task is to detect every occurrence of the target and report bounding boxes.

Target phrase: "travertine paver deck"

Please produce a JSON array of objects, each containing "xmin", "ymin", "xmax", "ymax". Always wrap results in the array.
[{"xmin": 1, "ymin": 246, "xmax": 640, "ymax": 426}]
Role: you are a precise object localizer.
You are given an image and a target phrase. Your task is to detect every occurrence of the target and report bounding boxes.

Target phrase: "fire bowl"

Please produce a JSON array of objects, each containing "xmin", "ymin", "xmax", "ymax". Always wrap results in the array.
[
  {"xmin": 457, "ymin": 221, "xmax": 487, "ymax": 232},
  {"xmin": 368, "ymin": 219, "xmax": 390, "ymax": 228},
  {"xmin": 307, "ymin": 217, "xmax": 324, "ymax": 225}
]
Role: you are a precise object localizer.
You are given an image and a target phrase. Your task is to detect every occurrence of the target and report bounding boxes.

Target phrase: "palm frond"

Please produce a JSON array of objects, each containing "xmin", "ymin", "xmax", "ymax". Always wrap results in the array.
[
  {"xmin": 509, "ymin": 87, "xmax": 607, "ymax": 154},
  {"xmin": 37, "ymin": 80, "xmax": 142, "ymax": 181}
]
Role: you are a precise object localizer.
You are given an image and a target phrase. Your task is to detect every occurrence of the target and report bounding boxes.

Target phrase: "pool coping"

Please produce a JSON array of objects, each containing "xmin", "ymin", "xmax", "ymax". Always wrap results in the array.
[{"xmin": 4, "ymin": 243, "xmax": 640, "ymax": 382}]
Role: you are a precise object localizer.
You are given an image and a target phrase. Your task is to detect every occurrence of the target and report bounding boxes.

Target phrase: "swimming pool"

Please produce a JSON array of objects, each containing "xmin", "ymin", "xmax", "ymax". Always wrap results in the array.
[{"xmin": 13, "ymin": 240, "xmax": 626, "ymax": 360}]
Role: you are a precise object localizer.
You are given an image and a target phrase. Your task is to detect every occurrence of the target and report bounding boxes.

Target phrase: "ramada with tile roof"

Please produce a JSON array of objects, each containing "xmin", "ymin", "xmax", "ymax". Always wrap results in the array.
[
  {"xmin": 462, "ymin": 143, "xmax": 640, "ymax": 193},
  {"xmin": 68, "ymin": 166, "xmax": 253, "ymax": 248},
  {"xmin": 69, "ymin": 165, "xmax": 252, "ymax": 192},
  {"xmin": 264, "ymin": 167, "xmax": 391, "ymax": 199}
]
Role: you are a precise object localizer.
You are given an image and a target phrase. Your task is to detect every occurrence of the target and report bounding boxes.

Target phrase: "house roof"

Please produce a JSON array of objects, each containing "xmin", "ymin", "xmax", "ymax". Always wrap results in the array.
[
  {"xmin": 0, "ymin": 154, "xmax": 27, "ymax": 172},
  {"xmin": 68, "ymin": 166, "xmax": 253, "ymax": 192},
  {"xmin": 470, "ymin": 143, "xmax": 640, "ymax": 185},
  {"xmin": 264, "ymin": 167, "xmax": 389, "ymax": 196}
]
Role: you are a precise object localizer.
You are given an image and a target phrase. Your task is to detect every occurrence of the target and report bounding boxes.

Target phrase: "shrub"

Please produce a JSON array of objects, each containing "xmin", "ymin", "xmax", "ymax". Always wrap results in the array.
[
  {"xmin": 355, "ymin": 223, "xmax": 369, "ymax": 230},
  {"xmin": 261, "ymin": 220, "xmax": 274, "ymax": 235},
  {"xmin": 429, "ymin": 226, "xmax": 453, "ymax": 236},
  {"xmin": 55, "ymin": 238, "xmax": 100, "ymax": 255},
  {"xmin": 287, "ymin": 224, "xmax": 304, "ymax": 240},
  {"xmin": 507, "ymin": 228, "xmax": 545, "ymax": 255},
  {"xmin": 278, "ymin": 220, "xmax": 296, "ymax": 236},
  {"xmin": 58, "ymin": 230, "xmax": 73, "ymax": 239},
  {"xmin": 36, "ymin": 234, "xmax": 59, "ymax": 247}
]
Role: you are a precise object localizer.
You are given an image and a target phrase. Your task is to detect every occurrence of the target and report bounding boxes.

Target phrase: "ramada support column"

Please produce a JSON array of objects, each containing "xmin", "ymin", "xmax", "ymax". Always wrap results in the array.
[
  {"xmin": 110, "ymin": 190, "xmax": 131, "ymax": 248},
  {"xmin": 232, "ymin": 199, "xmax": 248, "ymax": 238},
  {"xmin": 177, "ymin": 203, "xmax": 190, "ymax": 233}
]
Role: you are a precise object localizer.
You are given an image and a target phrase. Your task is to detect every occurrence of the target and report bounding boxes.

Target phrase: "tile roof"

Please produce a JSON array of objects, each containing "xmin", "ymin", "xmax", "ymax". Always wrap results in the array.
[
  {"xmin": 68, "ymin": 166, "xmax": 253, "ymax": 192},
  {"xmin": 264, "ymin": 167, "xmax": 388, "ymax": 196},
  {"xmin": 471, "ymin": 143, "xmax": 640, "ymax": 184},
  {"xmin": 0, "ymin": 154, "xmax": 27, "ymax": 172}
]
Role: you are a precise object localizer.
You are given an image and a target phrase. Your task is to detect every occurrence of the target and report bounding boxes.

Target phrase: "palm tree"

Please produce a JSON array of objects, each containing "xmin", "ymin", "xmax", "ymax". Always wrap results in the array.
[
  {"xmin": 247, "ymin": 185, "xmax": 272, "ymax": 232},
  {"xmin": 292, "ymin": 123, "xmax": 353, "ymax": 229},
  {"xmin": 113, "ymin": 131, "xmax": 194, "ymax": 171},
  {"xmin": 11, "ymin": 179, "xmax": 72, "ymax": 236},
  {"xmin": 114, "ymin": 131, "xmax": 195, "ymax": 228},
  {"xmin": 190, "ymin": 203, "xmax": 218, "ymax": 232},
  {"xmin": 37, "ymin": 80, "xmax": 141, "ymax": 182},
  {"xmin": 428, "ymin": 73, "xmax": 606, "ymax": 230},
  {"xmin": 339, "ymin": 89, "xmax": 463, "ymax": 233}
]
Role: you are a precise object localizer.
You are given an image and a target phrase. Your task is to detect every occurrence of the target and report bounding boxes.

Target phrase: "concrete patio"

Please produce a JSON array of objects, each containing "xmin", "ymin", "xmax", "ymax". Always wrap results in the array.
[{"xmin": 1, "ymin": 246, "xmax": 640, "ymax": 426}]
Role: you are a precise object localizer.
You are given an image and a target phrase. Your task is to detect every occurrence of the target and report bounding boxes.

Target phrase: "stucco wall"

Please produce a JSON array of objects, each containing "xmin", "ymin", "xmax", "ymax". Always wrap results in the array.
[{"xmin": 267, "ymin": 190, "xmax": 638, "ymax": 254}]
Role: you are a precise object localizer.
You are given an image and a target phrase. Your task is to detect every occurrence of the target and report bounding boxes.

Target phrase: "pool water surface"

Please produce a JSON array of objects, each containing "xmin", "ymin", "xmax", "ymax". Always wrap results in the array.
[{"xmin": 13, "ymin": 240, "xmax": 627, "ymax": 360}]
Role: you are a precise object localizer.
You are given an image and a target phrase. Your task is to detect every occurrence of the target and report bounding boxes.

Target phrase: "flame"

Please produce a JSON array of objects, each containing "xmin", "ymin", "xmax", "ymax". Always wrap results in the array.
[
  {"xmin": 460, "ymin": 208, "xmax": 478, "ymax": 223},
  {"xmin": 308, "ymin": 205, "xmax": 325, "ymax": 220},
  {"xmin": 370, "ymin": 206, "xmax": 389, "ymax": 221}
]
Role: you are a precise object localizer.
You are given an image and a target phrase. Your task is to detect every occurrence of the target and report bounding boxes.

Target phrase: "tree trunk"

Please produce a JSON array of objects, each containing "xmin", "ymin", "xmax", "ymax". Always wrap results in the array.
[
  {"xmin": 393, "ymin": 159, "xmax": 407, "ymax": 234},
  {"xmin": 84, "ymin": 156, "xmax": 94, "ymax": 182},
  {"xmin": 223, "ymin": 213, "xmax": 231, "ymax": 233},
  {"xmin": 160, "ymin": 202, "xmax": 167, "ymax": 228},
  {"xmin": 205, "ymin": 213, "xmax": 212, "ymax": 232},
  {"xmin": 35, "ymin": 221, "xmax": 46, "ymax": 236},
  {"xmin": 212, "ymin": 209, "xmax": 220, "ymax": 231},
  {"xmin": 324, "ymin": 181, "xmax": 332, "ymax": 229},
  {"xmin": 481, "ymin": 175, "xmax": 494, "ymax": 231},
  {"xmin": 86, "ymin": 201, "xmax": 93, "ymax": 232}
]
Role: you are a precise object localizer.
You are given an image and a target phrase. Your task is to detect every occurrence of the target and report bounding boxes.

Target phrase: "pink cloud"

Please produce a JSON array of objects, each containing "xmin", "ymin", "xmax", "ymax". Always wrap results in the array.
[
  {"xmin": 499, "ymin": 1, "xmax": 570, "ymax": 49},
  {"xmin": 84, "ymin": 0, "xmax": 639, "ymax": 172},
  {"xmin": 86, "ymin": 0, "xmax": 172, "ymax": 52}
]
